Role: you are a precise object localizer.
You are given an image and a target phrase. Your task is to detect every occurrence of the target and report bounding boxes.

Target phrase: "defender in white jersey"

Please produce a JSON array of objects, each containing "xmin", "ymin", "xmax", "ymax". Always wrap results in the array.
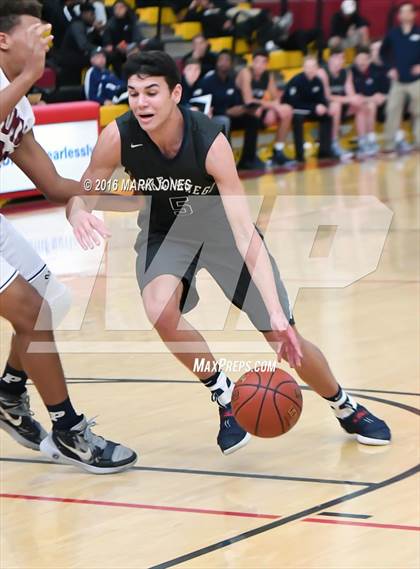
[{"xmin": 0, "ymin": 0, "xmax": 137, "ymax": 473}]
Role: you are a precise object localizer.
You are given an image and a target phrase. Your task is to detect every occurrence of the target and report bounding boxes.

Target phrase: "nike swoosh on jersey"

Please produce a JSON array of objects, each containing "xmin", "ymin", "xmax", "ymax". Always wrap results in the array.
[
  {"xmin": 0, "ymin": 408, "xmax": 23, "ymax": 427},
  {"xmin": 56, "ymin": 436, "xmax": 93, "ymax": 461},
  {"xmin": 130, "ymin": 143, "xmax": 143, "ymax": 148}
]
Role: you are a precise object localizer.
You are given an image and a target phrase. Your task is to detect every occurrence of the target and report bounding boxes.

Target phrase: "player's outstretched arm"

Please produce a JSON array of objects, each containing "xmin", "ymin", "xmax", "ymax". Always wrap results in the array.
[
  {"xmin": 0, "ymin": 23, "xmax": 53, "ymax": 123},
  {"xmin": 206, "ymin": 133, "xmax": 302, "ymax": 368},
  {"xmin": 67, "ymin": 121, "xmax": 142, "ymax": 249}
]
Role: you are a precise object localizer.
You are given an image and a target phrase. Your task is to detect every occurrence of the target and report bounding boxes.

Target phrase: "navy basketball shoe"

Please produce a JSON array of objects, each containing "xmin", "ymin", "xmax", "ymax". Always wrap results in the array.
[
  {"xmin": 217, "ymin": 404, "xmax": 251, "ymax": 455},
  {"xmin": 338, "ymin": 404, "xmax": 391, "ymax": 445}
]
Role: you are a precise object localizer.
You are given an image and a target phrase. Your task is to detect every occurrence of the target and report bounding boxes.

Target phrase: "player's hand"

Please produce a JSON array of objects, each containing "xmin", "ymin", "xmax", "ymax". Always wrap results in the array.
[
  {"xmin": 315, "ymin": 104, "xmax": 327, "ymax": 115},
  {"xmin": 69, "ymin": 210, "xmax": 111, "ymax": 250},
  {"xmin": 270, "ymin": 311, "xmax": 303, "ymax": 369},
  {"xmin": 411, "ymin": 64, "xmax": 420, "ymax": 76},
  {"xmin": 23, "ymin": 23, "xmax": 53, "ymax": 83},
  {"xmin": 388, "ymin": 68, "xmax": 399, "ymax": 81},
  {"xmin": 183, "ymin": 62, "xmax": 201, "ymax": 86}
]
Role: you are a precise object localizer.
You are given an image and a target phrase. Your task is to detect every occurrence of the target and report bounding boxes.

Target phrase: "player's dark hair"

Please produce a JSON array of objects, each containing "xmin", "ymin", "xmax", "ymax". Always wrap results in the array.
[
  {"xmin": 217, "ymin": 49, "xmax": 233, "ymax": 60},
  {"xmin": 123, "ymin": 51, "xmax": 181, "ymax": 91},
  {"xmin": 252, "ymin": 49, "xmax": 269, "ymax": 59},
  {"xmin": 398, "ymin": 2, "xmax": 415, "ymax": 11},
  {"xmin": 356, "ymin": 45, "xmax": 371, "ymax": 56},
  {"xmin": 329, "ymin": 46, "xmax": 345, "ymax": 56},
  {"xmin": 0, "ymin": 0, "xmax": 42, "ymax": 33}
]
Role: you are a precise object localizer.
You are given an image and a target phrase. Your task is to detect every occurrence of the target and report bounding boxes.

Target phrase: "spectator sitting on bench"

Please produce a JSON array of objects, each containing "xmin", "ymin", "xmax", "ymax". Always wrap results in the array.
[
  {"xmin": 236, "ymin": 49, "xmax": 296, "ymax": 167},
  {"xmin": 351, "ymin": 47, "xmax": 387, "ymax": 156},
  {"xmin": 182, "ymin": 34, "xmax": 217, "ymax": 79},
  {"xmin": 180, "ymin": 58, "xmax": 202, "ymax": 104},
  {"xmin": 103, "ymin": 0, "xmax": 143, "ymax": 78},
  {"xmin": 56, "ymin": 2, "xmax": 102, "ymax": 86},
  {"xmin": 193, "ymin": 49, "xmax": 265, "ymax": 171},
  {"xmin": 84, "ymin": 47, "xmax": 126, "ymax": 105},
  {"xmin": 257, "ymin": 11, "xmax": 319, "ymax": 56},
  {"xmin": 329, "ymin": 0, "xmax": 370, "ymax": 49},
  {"xmin": 283, "ymin": 55, "xmax": 335, "ymax": 163},
  {"xmin": 317, "ymin": 46, "xmax": 363, "ymax": 160}
]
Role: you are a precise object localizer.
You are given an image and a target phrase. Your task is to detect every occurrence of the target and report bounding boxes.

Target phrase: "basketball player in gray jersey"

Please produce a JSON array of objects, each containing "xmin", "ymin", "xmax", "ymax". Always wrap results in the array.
[
  {"xmin": 0, "ymin": 0, "xmax": 136, "ymax": 473},
  {"xmin": 68, "ymin": 51, "xmax": 391, "ymax": 454}
]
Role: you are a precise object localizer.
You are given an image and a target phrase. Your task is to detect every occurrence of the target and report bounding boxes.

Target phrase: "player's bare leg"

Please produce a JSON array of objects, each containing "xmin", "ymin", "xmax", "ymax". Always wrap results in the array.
[
  {"xmin": 0, "ymin": 276, "xmax": 137, "ymax": 472},
  {"xmin": 266, "ymin": 104, "xmax": 297, "ymax": 167},
  {"xmin": 142, "ymin": 275, "xmax": 251, "ymax": 454}
]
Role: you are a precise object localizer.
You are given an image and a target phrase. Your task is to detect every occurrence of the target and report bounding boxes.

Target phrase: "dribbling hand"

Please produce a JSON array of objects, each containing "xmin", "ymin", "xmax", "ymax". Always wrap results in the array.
[
  {"xmin": 270, "ymin": 311, "xmax": 303, "ymax": 369},
  {"xmin": 69, "ymin": 210, "xmax": 111, "ymax": 250}
]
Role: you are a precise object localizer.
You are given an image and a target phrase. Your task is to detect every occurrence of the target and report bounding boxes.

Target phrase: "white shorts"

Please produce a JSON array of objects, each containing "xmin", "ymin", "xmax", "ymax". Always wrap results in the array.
[{"xmin": 0, "ymin": 213, "xmax": 47, "ymax": 293}]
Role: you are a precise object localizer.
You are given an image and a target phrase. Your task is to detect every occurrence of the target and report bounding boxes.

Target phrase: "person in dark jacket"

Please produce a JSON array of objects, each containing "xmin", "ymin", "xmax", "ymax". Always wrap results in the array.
[
  {"xmin": 193, "ymin": 50, "xmax": 265, "ymax": 170},
  {"xmin": 182, "ymin": 34, "xmax": 217, "ymax": 79},
  {"xmin": 103, "ymin": 0, "xmax": 143, "ymax": 77},
  {"xmin": 84, "ymin": 47, "xmax": 125, "ymax": 105},
  {"xmin": 284, "ymin": 56, "xmax": 334, "ymax": 162},
  {"xmin": 329, "ymin": 0, "xmax": 370, "ymax": 48},
  {"xmin": 351, "ymin": 47, "xmax": 386, "ymax": 155},
  {"xmin": 42, "ymin": 0, "xmax": 79, "ymax": 49},
  {"xmin": 380, "ymin": 2, "xmax": 420, "ymax": 152},
  {"xmin": 56, "ymin": 2, "xmax": 102, "ymax": 86}
]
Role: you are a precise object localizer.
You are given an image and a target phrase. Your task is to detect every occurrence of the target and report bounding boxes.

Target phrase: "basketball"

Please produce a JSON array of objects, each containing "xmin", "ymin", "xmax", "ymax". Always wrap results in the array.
[{"xmin": 231, "ymin": 369, "xmax": 303, "ymax": 438}]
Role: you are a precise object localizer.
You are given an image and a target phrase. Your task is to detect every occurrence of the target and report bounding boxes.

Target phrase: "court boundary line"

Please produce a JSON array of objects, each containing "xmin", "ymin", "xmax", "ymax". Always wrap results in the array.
[
  {"xmin": 147, "ymin": 394, "xmax": 420, "ymax": 568},
  {"xmin": 62, "ymin": 379, "xmax": 420, "ymax": 397},
  {"xmin": 0, "ymin": 493, "xmax": 280, "ymax": 520},
  {"xmin": 149, "ymin": 464, "xmax": 420, "ymax": 569},
  {"xmin": 1, "ymin": 492, "xmax": 419, "ymax": 533},
  {"xmin": 1, "ymin": 389, "xmax": 418, "ymax": 567},
  {"xmin": 0, "ymin": 457, "xmax": 373, "ymax": 487},
  {"xmin": 317, "ymin": 511, "xmax": 371, "ymax": 519},
  {"xmin": 303, "ymin": 517, "xmax": 420, "ymax": 532}
]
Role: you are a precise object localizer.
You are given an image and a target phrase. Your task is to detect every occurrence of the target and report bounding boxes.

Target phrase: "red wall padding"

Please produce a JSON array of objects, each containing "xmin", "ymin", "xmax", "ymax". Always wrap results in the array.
[{"xmin": 254, "ymin": 1, "xmax": 419, "ymax": 40}]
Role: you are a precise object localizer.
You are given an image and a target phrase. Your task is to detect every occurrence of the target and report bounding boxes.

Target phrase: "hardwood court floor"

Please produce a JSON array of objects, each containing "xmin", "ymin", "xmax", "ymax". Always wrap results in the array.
[{"xmin": 0, "ymin": 154, "xmax": 419, "ymax": 568}]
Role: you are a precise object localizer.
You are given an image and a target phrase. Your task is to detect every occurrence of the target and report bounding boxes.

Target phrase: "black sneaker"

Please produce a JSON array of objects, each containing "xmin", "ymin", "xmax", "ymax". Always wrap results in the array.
[
  {"xmin": 40, "ymin": 416, "xmax": 138, "ymax": 474},
  {"xmin": 338, "ymin": 404, "xmax": 391, "ymax": 446},
  {"xmin": 217, "ymin": 405, "xmax": 251, "ymax": 455},
  {"xmin": 0, "ymin": 388, "xmax": 47, "ymax": 450},
  {"xmin": 270, "ymin": 149, "xmax": 297, "ymax": 168},
  {"xmin": 237, "ymin": 157, "xmax": 266, "ymax": 171}
]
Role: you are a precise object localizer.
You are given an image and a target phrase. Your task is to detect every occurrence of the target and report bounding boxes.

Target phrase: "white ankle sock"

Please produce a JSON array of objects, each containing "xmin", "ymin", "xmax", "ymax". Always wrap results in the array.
[
  {"xmin": 204, "ymin": 371, "xmax": 233, "ymax": 408},
  {"xmin": 274, "ymin": 142, "xmax": 285, "ymax": 151},
  {"xmin": 328, "ymin": 389, "xmax": 358, "ymax": 419}
]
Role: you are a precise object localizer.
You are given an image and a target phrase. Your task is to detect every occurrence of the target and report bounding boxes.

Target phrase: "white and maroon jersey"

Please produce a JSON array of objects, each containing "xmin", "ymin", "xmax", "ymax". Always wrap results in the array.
[{"xmin": 0, "ymin": 67, "xmax": 35, "ymax": 161}]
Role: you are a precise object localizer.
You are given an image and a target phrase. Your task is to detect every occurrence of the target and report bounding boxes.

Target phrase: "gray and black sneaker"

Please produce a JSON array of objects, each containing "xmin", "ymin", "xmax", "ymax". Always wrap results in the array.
[
  {"xmin": 0, "ymin": 388, "xmax": 47, "ymax": 450},
  {"xmin": 40, "ymin": 416, "xmax": 138, "ymax": 474}
]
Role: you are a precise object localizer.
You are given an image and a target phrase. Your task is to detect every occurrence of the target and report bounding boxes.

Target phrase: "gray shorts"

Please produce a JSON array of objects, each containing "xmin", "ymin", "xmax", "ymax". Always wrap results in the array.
[{"xmin": 135, "ymin": 229, "xmax": 294, "ymax": 331}]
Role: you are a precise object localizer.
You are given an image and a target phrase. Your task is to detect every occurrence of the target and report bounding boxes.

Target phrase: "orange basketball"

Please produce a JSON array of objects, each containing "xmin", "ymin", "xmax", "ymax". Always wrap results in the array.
[{"xmin": 231, "ymin": 369, "xmax": 303, "ymax": 438}]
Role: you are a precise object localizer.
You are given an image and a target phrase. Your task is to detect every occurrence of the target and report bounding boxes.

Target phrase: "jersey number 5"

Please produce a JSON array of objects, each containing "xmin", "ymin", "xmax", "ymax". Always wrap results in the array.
[{"xmin": 169, "ymin": 196, "xmax": 194, "ymax": 216}]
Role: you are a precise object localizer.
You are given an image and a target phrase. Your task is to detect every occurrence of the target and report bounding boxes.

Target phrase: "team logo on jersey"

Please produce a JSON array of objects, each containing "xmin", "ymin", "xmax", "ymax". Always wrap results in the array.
[{"xmin": 0, "ymin": 108, "xmax": 25, "ymax": 160}]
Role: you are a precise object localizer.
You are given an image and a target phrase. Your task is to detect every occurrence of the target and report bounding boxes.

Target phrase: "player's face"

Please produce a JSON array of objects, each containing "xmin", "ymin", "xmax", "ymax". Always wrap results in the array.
[
  {"xmin": 355, "ymin": 53, "xmax": 370, "ymax": 72},
  {"xmin": 303, "ymin": 59, "xmax": 318, "ymax": 80},
  {"xmin": 127, "ymin": 75, "xmax": 182, "ymax": 132},
  {"xmin": 0, "ymin": 15, "xmax": 41, "ymax": 75},
  {"xmin": 114, "ymin": 2, "xmax": 128, "ymax": 19},
  {"xmin": 398, "ymin": 4, "xmax": 415, "ymax": 26},
  {"xmin": 192, "ymin": 36, "xmax": 207, "ymax": 56},
  {"xmin": 216, "ymin": 53, "xmax": 232, "ymax": 74},
  {"xmin": 329, "ymin": 53, "xmax": 344, "ymax": 72},
  {"xmin": 252, "ymin": 55, "xmax": 268, "ymax": 75}
]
